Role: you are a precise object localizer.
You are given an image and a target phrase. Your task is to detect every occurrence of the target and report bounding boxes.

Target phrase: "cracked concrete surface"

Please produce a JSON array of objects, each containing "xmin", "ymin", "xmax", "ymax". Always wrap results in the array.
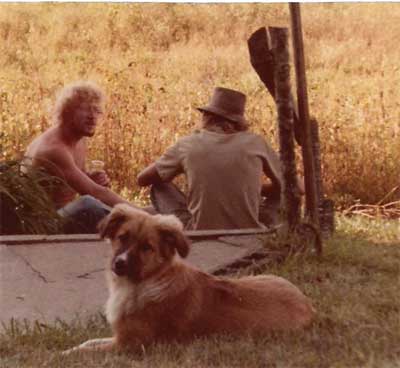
[
  {"xmin": 8, "ymin": 247, "xmax": 51, "ymax": 283},
  {"xmin": 76, "ymin": 268, "xmax": 106, "ymax": 279},
  {"xmin": 0, "ymin": 235, "xmax": 270, "ymax": 326}
]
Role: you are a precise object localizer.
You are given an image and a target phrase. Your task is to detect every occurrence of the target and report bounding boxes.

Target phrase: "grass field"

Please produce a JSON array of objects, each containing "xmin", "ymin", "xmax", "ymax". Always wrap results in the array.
[
  {"xmin": 1, "ymin": 215, "xmax": 399, "ymax": 368},
  {"xmin": 1, "ymin": 5, "xmax": 399, "ymax": 366},
  {"xmin": 1, "ymin": 3, "xmax": 399, "ymax": 207}
]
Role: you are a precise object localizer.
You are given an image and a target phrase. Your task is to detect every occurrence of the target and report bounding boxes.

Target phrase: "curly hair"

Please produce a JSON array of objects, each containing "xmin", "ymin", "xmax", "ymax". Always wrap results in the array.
[
  {"xmin": 52, "ymin": 81, "xmax": 105, "ymax": 125},
  {"xmin": 201, "ymin": 112, "xmax": 248, "ymax": 133}
]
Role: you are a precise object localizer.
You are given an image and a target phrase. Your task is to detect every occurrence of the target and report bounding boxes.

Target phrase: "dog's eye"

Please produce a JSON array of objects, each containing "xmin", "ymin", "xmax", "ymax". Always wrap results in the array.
[
  {"xmin": 118, "ymin": 233, "xmax": 129, "ymax": 243},
  {"xmin": 141, "ymin": 243, "xmax": 153, "ymax": 252}
]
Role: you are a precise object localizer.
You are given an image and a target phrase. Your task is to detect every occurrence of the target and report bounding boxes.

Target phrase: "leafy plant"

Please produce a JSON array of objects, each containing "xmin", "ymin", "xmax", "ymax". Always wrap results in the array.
[{"xmin": 0, "ymin": 160, "xmax": 64, "ymax": 234}]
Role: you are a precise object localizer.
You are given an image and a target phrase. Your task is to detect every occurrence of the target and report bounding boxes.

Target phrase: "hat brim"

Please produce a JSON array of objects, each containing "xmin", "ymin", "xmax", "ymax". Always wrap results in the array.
[{"xmin": 196, "ymin": 106, "xmax": 247, "ymax": 125}]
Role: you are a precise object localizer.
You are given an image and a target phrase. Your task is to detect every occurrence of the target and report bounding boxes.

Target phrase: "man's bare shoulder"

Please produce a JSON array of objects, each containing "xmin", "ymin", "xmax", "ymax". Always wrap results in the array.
[
  {"xmin": 37, "ymin": 144, "xmax": 73, "ymax": 163},
  {"xmin": 26, "ymin": 130, "xmax": 74, "ymax": 172},
  {"xmin": 27, "ymin": 128, "xmax": 63, "ymax": 154}
]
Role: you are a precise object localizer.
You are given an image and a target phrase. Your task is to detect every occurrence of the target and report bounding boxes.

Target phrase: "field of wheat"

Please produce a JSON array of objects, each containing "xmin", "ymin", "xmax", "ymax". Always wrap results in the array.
[{"xmin": 1, "ymin": 3, "xmax": 399, "ymax": 208}]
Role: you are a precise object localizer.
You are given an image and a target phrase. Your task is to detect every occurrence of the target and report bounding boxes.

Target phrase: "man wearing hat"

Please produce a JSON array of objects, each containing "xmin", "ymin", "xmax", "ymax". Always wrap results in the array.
[{"xmin": 137, "ymin": 87, "xmax": 284, "ymax": 230}]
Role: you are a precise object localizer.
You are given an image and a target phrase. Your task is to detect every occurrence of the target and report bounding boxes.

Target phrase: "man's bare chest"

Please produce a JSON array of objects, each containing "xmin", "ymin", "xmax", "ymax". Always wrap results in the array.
[{"xmin": 72, "ymin": 144, "xmax": 86, "ymax": 171}]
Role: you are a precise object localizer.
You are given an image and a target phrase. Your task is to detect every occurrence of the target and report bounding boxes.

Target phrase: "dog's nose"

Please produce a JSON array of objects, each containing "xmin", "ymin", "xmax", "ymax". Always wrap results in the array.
[{"xmin": 112, "ymin": 258, "xmax": 127, "ymax": 276}]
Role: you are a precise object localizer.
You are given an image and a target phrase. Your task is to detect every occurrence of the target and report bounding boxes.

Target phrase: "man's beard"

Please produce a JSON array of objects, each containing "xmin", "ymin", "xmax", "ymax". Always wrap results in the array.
[{"xmin": 84, "ymin": 130, "xmax": 96, "ymax": 137}]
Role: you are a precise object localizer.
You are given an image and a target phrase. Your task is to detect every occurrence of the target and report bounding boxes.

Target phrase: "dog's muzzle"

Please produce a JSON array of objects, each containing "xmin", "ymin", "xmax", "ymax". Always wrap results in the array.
[{"xmin": 112, "ymin": 251, "xmax": 129, "ymax": 277}]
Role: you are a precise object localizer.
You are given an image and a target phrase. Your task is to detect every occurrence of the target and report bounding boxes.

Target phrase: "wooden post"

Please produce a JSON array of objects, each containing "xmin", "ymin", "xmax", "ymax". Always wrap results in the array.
[
  {"xmin": 311, "ymin": 117, "xmax": 336, "ymax": 238},
  {"xmin": 310, "ymin": 118, "xmax": 323, "ymax": 203},
  {"xmin": 247, "ymin": 27, "xmax": 303, "ymax": 146},
  {"xmin": 289, "ymin": 3, "xmax": 322, "ymax": 255},
  {"xmin": 269, "ymin": 27, "xmax": 301, "ymax": 231}
]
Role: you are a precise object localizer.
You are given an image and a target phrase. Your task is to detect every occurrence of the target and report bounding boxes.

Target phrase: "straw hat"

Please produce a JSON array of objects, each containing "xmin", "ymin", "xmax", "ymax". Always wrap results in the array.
[{"xmin": 197, "ymin": 87, "xmax": 247, "ymax": 125}]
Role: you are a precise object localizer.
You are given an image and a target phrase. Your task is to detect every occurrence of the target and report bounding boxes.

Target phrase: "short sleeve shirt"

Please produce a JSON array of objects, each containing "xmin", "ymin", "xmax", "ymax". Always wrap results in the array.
[{"xmin": 155, "ymin": 130, "xmax": 282, "ymax": 230}]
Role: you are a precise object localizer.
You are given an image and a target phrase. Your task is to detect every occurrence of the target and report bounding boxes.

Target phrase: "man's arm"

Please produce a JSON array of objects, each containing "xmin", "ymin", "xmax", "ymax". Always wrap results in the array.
[
  {"xmin": 137, "ymin": 163, "xmax": 163, "ymax": 187},
  {"xmin": 261, "ymin": 173, "xmax": 305, "ymax": 199},
  {"xmin": 261, "ymin": 150, "xmax": 282, "ymax": 200},
  {"xmin": 138, "ymin": 140, "xmax": 184, "ymax": 187},
  {"xmin": 38, "ymin": 148, "xmax": 134, "ymax": 208},
  {"xmin": 296, "ymin": 176, "xmax": 305, "ymax": 195}
]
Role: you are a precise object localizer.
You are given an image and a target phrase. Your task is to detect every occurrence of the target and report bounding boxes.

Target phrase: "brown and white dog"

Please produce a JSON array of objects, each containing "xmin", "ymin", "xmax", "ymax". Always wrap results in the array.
[{"xmin": 63, "ymin": 204, "xmax": 315, "ymax": 354}]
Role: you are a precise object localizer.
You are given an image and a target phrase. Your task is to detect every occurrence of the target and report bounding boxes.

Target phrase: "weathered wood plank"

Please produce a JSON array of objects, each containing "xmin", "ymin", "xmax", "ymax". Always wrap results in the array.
[
  {"xmin": 247, "ymin": 26, "xmax": 303, "ymax": 145},
  {"xmin": 269, "ymin": 26, "xmax": 301, "ymax": 231},
  {"xmin": 289, "ymin": 3, "xmax": 322, "ymax": 255},
  {"xmin": 247, "ymin": 27, "xmax": 275, "ymax": 98},
  {"xmin": 0, "ymin": 234, "xmax": 101, "ymax": 245},
  {"xmin": 0, "ymin": 228, "xmax": 276, "ymax": 245}
]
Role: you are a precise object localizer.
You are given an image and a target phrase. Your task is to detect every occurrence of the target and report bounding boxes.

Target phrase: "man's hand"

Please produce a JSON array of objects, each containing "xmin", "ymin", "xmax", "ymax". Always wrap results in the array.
[
  {"xmin": 88, "ymin": 170, "xmax": 110, "ymax": 187},
  {"xmin": 296, "ymin": 176, "xmax": 305, "ymax": 196},
  {"xmin": 261, "ymin": 182, "xmax": 280, "ymax": 199}
]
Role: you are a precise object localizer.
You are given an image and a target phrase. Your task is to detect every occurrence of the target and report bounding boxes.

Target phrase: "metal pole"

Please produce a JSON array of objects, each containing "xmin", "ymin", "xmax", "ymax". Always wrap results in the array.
[{"xmin": 289, "ymin": 3, "xmax": 322, "ymax": 255}]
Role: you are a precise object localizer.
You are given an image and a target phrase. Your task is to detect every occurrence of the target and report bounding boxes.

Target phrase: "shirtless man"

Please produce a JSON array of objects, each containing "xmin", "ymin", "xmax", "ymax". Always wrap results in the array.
[{"xmin": 24, "ymin": 81, "xmax": 139, "ymax": 233}]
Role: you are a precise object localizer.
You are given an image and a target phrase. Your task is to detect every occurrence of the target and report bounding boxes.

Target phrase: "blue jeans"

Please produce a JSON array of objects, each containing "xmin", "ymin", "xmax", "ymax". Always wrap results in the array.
[{"xmin": 57, "ymin": 195, "xmax": 111, "ymax": 234}]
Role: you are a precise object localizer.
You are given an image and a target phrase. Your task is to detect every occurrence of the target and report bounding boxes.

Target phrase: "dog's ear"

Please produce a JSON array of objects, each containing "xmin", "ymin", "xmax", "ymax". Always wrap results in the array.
[
  {"xmin": 159, "ymin": 228, "xmax": 190, "ymax": 258},
  {"xmin": 98, "ymin": 205, "xmax": 127, "ymax": 239},
  {"xmin": 155, "ymin": 215, "xmax": 190, "ymax": 258}
]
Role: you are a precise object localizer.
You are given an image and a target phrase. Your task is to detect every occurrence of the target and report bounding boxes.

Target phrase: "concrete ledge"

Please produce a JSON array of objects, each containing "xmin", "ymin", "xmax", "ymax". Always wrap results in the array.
[
  {"xmin": 0, "ymin": 227, "xmax": 276, "ymax": 246},
  {"xmin": 0, "ymin": 232, "xmax": 277, "ymax": 325}
]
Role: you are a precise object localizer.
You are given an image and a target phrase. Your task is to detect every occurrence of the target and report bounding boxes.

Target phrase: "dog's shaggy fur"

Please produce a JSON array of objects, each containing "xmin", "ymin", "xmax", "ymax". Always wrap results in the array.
[{"xmin": 63, "ymin": 205, "xmax": 315, "ymax": 354}]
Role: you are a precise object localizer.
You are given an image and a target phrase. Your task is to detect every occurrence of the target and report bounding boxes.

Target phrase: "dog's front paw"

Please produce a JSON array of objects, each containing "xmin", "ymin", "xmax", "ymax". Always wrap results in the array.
[
  {"xmin": 62, "ymin": 338, "xmax": 114, "ymax": 355},
  {"xmin": 61, "ymin": 346, "xmax": 80, "ymax": 356}
]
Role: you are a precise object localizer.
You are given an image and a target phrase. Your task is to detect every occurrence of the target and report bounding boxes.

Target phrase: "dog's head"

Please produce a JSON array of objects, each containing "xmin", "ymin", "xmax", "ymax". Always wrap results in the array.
[{"xmin": 98, "ymin": 205, "xmax": 190, "ymax": 282}]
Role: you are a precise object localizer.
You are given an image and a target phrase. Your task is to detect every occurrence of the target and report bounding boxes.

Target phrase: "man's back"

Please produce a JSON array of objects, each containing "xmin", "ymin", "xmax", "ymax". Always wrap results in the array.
[{"xmin": 157, "ymin": 129, "xmax": 281, "ymax": 230}]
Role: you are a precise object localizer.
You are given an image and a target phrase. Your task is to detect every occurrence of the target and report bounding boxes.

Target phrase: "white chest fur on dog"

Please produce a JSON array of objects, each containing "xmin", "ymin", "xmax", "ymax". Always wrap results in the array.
[
  {"xmin": 105, "ymin": 276, "xmax": 134, "ymax": 326},
  {"xmin": 105, "ymin": 265, "xmax": 183, "ymax": 326}
]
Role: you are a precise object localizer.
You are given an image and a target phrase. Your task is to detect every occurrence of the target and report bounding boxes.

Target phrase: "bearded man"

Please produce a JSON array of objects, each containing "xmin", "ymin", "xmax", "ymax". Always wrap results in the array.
[{"xmin": 24, "ymin": 81, "xmax": 143, "ymax": 233}]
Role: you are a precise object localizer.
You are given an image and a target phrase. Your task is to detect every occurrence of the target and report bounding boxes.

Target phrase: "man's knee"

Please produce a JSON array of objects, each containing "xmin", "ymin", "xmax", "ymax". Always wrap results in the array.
[
  {"xmin": 58, "ymin": 195, "xmax": 110, "ymax": 234},
  {"xmin": 71, "ymin": 195, "xmax": 109, "ymax": 214},
  {"xmin": 79, "ymin": 195, "xmax": 100, "ymax": 208}
]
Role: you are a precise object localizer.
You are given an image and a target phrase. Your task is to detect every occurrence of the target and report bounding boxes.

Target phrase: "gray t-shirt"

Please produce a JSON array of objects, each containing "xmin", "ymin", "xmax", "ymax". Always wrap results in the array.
[{"xmin": 155, "ymin": 129, "xmax": 282, "ymax": 230}]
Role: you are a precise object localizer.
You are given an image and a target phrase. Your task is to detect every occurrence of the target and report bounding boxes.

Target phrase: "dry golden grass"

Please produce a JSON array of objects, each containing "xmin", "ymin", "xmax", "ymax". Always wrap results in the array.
[{"xmin": 1, "ymin": 3, "xmax": 399, "ymax": 206}]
